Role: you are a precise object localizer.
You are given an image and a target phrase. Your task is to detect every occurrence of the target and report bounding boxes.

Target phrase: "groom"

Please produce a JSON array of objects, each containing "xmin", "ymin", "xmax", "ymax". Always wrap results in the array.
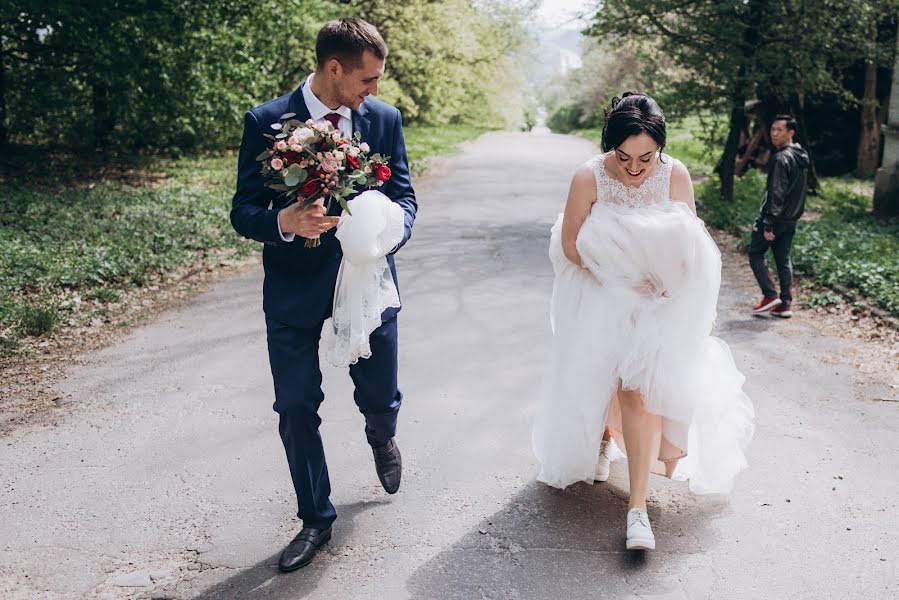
[{"xmin": 230, "ymin": 17, "xmax": 417, "ymax": 571}]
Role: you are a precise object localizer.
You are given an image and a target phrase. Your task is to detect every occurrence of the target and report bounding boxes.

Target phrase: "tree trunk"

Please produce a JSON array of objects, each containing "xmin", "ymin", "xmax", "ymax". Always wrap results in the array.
[
  {"xmin": 718, "ymin": 96, "xmax": 745, "ymax": 203},
  {"xmin": 717, "ymin": 0, "xmax": 767, "ymax": 202},
  {"xmin": 91, "ymin": 78, "xmax": 115, "ymax": 147},
  {"xmin": 789, "ymin": 93, "xmax": 819, "ymax": 193},
  {"xmin": 857, "ymin": 60, "xmax": 881, "ymax": 175},
  {"xmin": 0, "ymin": 33, "xmax": 7, "ymax": 148}
]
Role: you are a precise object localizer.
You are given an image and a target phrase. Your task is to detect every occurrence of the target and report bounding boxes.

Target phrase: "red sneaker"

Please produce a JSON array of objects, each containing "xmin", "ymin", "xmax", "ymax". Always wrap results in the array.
[
  {"xmin": 771, "ymin": 302, "xmax": 792, "ymax": 318},
  {"xmin": 752, "ymin": 296, "xmax": 782, "ymax": 314}
]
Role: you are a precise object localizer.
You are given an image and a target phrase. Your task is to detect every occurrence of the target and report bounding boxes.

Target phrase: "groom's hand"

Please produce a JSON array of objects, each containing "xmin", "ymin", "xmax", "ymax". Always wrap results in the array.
[{"xmin": 278, "ymin": 203, "xmax": 340, "ymax": 239}]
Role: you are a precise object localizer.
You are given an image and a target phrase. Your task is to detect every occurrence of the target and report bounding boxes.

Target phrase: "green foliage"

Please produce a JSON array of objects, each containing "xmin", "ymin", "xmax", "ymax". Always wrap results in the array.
[
  {"xmin": 2, "ymin": 1, "xmax": 532, "ymax": 150},
  {"xmin": 351, "ymin": 0, "xmax": 534, "ymax": 129},
  {"xmin": 542, "ymin": 37, "xmax": 660, "ymax": 133},
  {"xmin": 696, "ymin": 173, "xmax": 899, "ymax": 316},
  {"xmin": 547, "ymin": 105, "xmax": 589, "ymax": 134},
  {"xmin": 802, "ymin": 289, "xmax": 843, "ymax": 308},
  {"xmin": 21, "ymin": 305, "xmax": 59, "ymax": 337},
  {"xmin": 791, "ymin": 216, "xmax": 899, "ymax": 316},
  {"xmin": 3, "ymin": 1, "xmax": 334, "ymax": 150},
  {"xmin": 0, "ymin": 153, "xmax": 252, "ymax": 339},
  {"xmin": 580, "ymin": 0, "xmax": 899, "ymax": 192},
  {"xmin": 695, "ymin": 172, "xmax": 767, "ymax": 234},
  {"xmin": 83, "ymin": 288, "xmax": 122, "ymax": 303}
]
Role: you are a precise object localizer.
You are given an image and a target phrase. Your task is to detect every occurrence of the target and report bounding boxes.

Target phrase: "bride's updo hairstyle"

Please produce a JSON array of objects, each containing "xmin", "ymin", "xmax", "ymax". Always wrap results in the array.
[{"xmin": 600, "ymin": 92, "xmax": 667, "ymax": 159}]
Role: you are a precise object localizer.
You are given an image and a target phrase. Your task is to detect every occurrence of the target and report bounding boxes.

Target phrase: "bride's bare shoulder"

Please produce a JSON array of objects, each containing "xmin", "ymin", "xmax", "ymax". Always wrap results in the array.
[
  {"xmin": 668, "ymin": 158, "xmax": 696, "ymax": 213},
  {"xmin": 570, "ymin": 161, "xmax": 598, "ymax": 190}
]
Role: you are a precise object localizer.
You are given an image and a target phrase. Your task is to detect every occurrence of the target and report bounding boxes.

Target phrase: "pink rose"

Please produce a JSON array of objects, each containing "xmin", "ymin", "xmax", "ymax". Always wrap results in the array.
[
  {"xmin": 320, "ymin": 157, "xmax": 339, "ymax": 173},
  {"xmin": 270, "ymin": 158, "xmax": 284, "ymax": 170},
  {"xmin": 275, "ymin": 140, "xmax": 287, "ymax": 151}
]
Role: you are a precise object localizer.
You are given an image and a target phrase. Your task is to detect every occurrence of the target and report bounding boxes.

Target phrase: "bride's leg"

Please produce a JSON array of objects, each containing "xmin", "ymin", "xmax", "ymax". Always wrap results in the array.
[{"xmin": 618, "ymin": 388, "xmax": 662, "ymax": 510}]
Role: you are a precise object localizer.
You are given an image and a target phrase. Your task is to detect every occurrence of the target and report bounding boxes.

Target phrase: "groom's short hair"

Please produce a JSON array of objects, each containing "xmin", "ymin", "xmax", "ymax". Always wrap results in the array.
[{"xmin": 316, "ymin": 18, "xmax": 388, "ymax": 71}]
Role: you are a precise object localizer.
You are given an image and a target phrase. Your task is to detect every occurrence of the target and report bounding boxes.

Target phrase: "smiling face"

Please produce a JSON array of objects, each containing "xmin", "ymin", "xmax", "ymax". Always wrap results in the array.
[
  {"xmin": 612, "ymin": 133, "xmax": 660, "ymax": 185},
  {"xmin": 326, "ymin": 51, "xmax": 384, "ymax": 110}
]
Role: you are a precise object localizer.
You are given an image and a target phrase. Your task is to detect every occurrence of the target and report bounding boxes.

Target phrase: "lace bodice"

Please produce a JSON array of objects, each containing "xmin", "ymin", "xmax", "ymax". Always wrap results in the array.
[{"xmin": 589, "ymin": 152, "xmax": 674, "ymax": 208}]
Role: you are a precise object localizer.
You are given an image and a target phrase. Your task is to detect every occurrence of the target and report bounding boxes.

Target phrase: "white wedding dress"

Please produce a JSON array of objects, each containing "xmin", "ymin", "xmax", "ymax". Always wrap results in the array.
[{"xmin": 532, "ymin": 153, "xmax": 754, "ymax": 494}]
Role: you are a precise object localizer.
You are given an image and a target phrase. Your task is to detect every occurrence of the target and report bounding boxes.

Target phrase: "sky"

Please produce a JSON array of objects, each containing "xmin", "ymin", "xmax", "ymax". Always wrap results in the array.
[{"xmin": 536, "ymin": 0, "xmax": 597, "ymax": 29}]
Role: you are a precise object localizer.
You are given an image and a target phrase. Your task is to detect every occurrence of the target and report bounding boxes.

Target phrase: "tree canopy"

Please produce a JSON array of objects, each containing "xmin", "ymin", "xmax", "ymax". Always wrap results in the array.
[
  {"xmin": 1, "ymin": 0, "xmax": 535, "ymax": 151},
  {"xmin": 546, "ymin": 0, "xmax": 898, "ymax": 201}
]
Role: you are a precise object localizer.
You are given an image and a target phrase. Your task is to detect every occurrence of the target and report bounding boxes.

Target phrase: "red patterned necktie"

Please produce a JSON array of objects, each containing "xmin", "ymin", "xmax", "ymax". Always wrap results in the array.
[{"xmin": 323, "ymin": 112, "xmax": 341, "ymax": 130}]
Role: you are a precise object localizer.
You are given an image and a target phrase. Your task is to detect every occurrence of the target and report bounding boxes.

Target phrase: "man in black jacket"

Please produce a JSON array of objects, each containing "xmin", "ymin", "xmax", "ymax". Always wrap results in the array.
[{"xmin": 749, "ymin": 115, "xmax": 809, "ymax": 318}]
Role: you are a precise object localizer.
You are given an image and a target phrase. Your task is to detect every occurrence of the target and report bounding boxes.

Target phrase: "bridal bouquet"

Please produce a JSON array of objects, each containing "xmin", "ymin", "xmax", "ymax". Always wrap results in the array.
[{"xmin": 256, "ymin": 112, "xmax": 392, "ymax": 247}]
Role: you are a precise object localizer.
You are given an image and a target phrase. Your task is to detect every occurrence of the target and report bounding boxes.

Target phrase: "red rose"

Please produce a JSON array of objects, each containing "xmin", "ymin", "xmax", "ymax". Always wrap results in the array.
[
  {"xmin": 346, "ymin": 155, "xmax": 360, "ymax": 169},
  {"xmin": 375, "ymin": 165, "xmax": 392, "ymax": 182},
  {"xmin": 300, "ymin": 178, "xmax": 319, "ymax": 197},
  {"xmin": 283, "ymin": 151, "xmax": 302, "ymax": 166}
]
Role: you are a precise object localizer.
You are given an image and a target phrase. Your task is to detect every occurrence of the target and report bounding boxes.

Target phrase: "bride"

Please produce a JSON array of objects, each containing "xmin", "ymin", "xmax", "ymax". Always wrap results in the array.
[{"xmin": 532, "ymin": 92, "xmax": 754, "ymax": 551}]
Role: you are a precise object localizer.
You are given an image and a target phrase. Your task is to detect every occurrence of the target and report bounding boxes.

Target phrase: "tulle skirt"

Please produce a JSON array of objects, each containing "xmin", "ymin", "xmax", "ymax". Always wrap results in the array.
[{"xmin": 532, "ymin": 201, "xmax": 754, "ymax": 494}]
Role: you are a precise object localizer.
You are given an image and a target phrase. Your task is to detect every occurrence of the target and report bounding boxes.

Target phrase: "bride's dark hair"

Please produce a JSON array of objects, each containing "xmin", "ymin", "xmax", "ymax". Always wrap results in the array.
[{"xmin": 601, "ymin": 92, "xmax": 667, "ymax": 159}]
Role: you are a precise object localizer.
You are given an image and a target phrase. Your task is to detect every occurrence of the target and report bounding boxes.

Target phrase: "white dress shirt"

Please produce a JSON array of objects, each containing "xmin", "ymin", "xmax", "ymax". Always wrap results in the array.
[{"xmin": 278, "ymin": 73, "xmax": 354, "ymax": 242}]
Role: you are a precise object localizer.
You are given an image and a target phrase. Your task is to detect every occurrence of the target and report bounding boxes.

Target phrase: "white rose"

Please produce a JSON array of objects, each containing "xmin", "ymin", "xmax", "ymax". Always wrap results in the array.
[
  {"xmin": 294, "ymin": 127, "xmax": 314, "ymax": 142},
  {"xmin": 360, "ymin": 142, "xmax": 370, "ymax": 153},
  {"xmin": 347, "ymin": 147, "xmax": 360, "ymax": 157}
]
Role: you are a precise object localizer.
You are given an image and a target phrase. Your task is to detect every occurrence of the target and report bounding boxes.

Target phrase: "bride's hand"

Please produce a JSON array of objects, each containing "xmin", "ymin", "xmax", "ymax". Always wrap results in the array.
[{"xmin": 633, "ymin": 274, "xmax": 669, "ymax": 298}]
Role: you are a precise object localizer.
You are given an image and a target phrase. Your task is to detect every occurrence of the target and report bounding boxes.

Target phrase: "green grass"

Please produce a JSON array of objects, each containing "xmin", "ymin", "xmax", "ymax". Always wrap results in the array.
[
  {"xmin": 0, "ymin": 153, "xmax": 251, "ymax": 346},
  {"xmin": 0, "ymin": 124, "xmax": 487, "ymax": 351}
]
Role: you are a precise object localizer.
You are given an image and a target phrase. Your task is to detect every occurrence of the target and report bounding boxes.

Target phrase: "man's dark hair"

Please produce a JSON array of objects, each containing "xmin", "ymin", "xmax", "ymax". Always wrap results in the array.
[
  {"xmin": 773, "ymin": 114, "xmax": 798, "ymax": 132},
  {"xmin": 601, "ymin": 92, "xmax": 667, "ymax": 157},
  {"xmin": 316, "ymin": 17, "xmax": 388, "ymax": 71}
]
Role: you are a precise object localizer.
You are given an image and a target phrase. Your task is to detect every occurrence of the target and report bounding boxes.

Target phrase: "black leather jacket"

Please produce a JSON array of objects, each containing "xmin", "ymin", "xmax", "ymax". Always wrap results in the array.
[{"xmin": 760, "ymin": 143, "xmax": 809, "ymax": 230}]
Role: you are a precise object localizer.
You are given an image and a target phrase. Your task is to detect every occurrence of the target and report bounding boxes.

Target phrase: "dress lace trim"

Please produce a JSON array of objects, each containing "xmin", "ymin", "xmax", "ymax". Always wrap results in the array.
[{"xmin": 590, "ymin": 152, "xmax": 674, "ymax": 208}]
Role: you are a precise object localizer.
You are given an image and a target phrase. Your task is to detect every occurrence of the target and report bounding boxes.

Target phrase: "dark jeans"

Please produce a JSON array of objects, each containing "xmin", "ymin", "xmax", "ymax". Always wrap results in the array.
[
  {"xmin": 266, "ymin": 315, "xmax": 402, "ymax": 530},
  {"xmin": 748, "ymin": 218, "xmax": 796, "ymax": 303}
]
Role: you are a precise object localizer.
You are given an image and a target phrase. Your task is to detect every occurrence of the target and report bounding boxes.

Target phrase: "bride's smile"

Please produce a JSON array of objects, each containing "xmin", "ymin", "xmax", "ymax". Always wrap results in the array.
[{"xmin": 610, "ymin": 132, "xmax": 661, "ymax": 186}]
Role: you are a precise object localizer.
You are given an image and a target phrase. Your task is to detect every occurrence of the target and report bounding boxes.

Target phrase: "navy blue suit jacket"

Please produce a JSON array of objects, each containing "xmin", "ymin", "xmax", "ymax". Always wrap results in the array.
[{"xmin": 231, "ymin": 83, "xmax": 417, "ymax": 329}]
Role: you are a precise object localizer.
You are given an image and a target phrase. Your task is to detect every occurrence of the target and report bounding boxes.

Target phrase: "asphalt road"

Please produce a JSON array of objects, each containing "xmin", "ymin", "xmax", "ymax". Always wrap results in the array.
[{"xmin": 1, "ymin": 132, "xmax": 896, "ymax": 600}]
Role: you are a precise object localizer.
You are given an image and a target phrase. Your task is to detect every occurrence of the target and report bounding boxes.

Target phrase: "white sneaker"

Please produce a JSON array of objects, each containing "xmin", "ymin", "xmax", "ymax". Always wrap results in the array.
[
  {"xmin": 626, "ymin": 508, "xmax": 655, "ymax": 550},
  {"xmin": 594, "ymin": 440, "xmax": 612, "ymax": 482}
]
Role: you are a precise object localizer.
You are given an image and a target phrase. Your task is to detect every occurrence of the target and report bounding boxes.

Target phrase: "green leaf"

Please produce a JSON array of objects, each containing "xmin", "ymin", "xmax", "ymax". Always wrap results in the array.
[
  {"xmin": 280, "ymin": 112, "xmax": 296, "ymax": 120},
  {"xmin": 287, "ymin": 164, "xmax": 308, "ymax": 182},
  {"xmin": 255, "ymin": 149, "xmax": 273, "ymax": 161},
  {"xmin": 353, "ymin": 131, "xmax": 362, "ymax": 140},
  {"xmin": 284, "ymin": 173, "xmax": 300, "ymax": 187},
  {"xmin": 275, "ymin": 133, "xmax": 288, "ymax": 139},
  {"xmin": 270, "ymin": 123, "xmax": 283, "ymax": 130},
  {"xmin": 269, "ymin": 183, "xmax": 291, "ymax": 192},
  {"xmin": 338, "ymin": 196, "xmax": 352, "ymax": 216}
]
